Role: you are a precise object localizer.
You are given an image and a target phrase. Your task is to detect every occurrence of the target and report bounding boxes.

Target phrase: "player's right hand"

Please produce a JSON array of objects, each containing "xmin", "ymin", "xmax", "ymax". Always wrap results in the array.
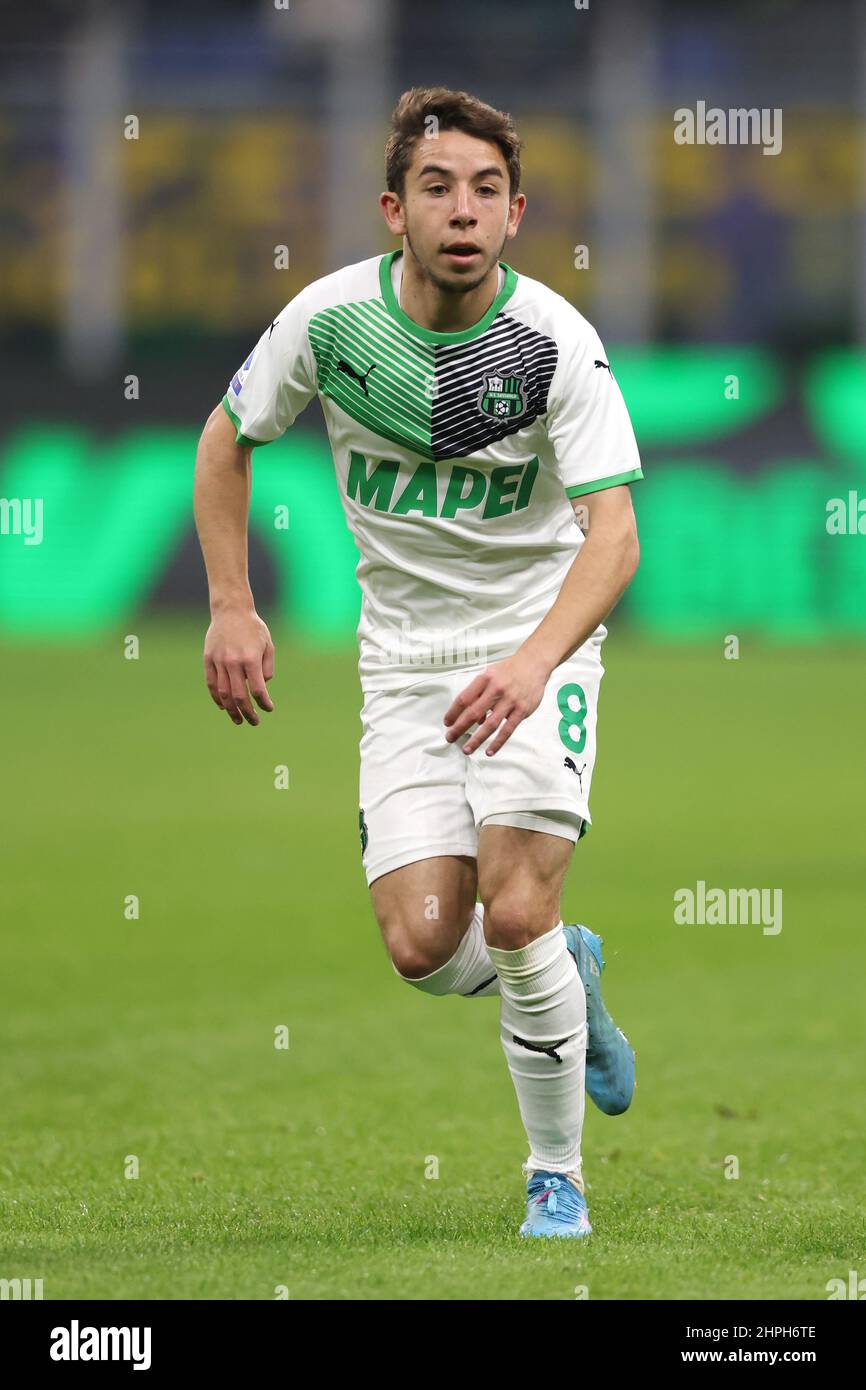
[{"xmin": 203, "ymin": 609, "xmax": 275, "ymax": 726}]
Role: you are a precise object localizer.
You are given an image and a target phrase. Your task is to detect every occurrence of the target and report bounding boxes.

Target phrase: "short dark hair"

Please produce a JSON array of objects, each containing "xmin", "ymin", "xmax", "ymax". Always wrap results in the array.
[{"xmin": 385, "ymin": 86, "xmax": 522, "ymax": 201}]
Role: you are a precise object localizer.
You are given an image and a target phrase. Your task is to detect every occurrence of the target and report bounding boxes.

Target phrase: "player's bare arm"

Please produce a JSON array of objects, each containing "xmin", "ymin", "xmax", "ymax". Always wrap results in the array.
[
  {"xmin": 193, "ymin": 402, "xmax": 275, "ymax": 727},
  {"xmin": 444, "ymin": 484, "xmax": 640, "ymax": 755}
]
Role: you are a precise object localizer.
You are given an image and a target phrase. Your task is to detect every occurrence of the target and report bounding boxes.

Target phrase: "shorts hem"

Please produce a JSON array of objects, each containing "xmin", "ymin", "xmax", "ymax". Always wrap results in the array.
[
  {"xmin": 364, "ymin": 841, "xmax": 479, "ymax": 887},
  {"xmin": 482, "ymin": 811, "xmax": 583, "ymax": 842},
  {"xmin": 477, "ymin": 796, "xmax": 592, "ymax": 823}
]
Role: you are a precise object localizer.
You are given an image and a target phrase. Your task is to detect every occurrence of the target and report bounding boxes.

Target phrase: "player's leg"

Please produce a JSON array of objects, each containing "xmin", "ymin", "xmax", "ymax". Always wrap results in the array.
[
  {"xmin": 359, "ymin": 678, "xmax": 498, "ymax": 996},
  {"xmin": 476, "ymin": 823, "xmax": 589, "ymax": 1198},
  {"xmin": 370, "ymin": 853, "xmax": 496, "ymax": 999},
  {"xmin": 465, "ymin": 644, "xmax": 635, "ymax": 1116}
]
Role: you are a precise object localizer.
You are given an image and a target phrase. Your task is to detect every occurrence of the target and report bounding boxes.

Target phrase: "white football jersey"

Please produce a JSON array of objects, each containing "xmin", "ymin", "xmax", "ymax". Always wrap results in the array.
[{"xmin": 223, "ymin": 251, "xmax": 642, "ymax": 690}]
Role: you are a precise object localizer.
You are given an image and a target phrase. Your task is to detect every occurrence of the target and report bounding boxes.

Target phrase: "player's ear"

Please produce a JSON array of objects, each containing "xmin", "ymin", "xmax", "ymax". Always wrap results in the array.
[
  {"xmin": 380, "ymin": 190, "xmax": 406, "ymax": 235},
  {"xmin": 506, "ymin": 192, "xmax": 526, "ymax": 236}
]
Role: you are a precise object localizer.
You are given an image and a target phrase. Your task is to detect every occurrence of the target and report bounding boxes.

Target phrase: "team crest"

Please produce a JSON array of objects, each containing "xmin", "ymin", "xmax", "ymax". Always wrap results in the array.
[{"xmin": 477, "ymin": 370, "xmax": 527, "ymax": 420}]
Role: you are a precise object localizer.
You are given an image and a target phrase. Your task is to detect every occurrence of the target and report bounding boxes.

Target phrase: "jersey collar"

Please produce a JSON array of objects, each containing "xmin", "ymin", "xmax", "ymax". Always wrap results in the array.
[{"xmin": 378, "ymin": 249, "xmax": 518, "ymax": 345}]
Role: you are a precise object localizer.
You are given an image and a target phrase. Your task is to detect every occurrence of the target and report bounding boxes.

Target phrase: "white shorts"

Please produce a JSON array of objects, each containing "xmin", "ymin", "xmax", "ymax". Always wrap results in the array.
[{"xmin": 357, "ymin": 648, "xmax": 604, "ymax": 886}]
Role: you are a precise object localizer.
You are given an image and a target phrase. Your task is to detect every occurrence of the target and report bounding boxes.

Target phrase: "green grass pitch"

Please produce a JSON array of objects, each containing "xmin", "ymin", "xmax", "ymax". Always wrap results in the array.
[{"xmin": 1, "ymin": 620, "xmax": 863, "ymax": 1299}]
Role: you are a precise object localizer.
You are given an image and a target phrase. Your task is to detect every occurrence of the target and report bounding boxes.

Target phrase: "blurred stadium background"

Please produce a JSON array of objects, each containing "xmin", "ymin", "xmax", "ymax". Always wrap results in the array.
[
  {"xmin": 2, "ymin": 0, "xmax": 864, "ymax": 1301},
  {"xmin": 3, "ymin": 0, "xmax": 866, "ymax": 639}
]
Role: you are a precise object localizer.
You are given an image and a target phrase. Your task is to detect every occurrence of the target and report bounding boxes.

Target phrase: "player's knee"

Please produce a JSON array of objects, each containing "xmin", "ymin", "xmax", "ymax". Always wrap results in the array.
[
  {"xmin": 389, "ymin": 940, "xmax": 444, "ymax": 981},
  {"xmin": 383, "ymin": 925, "xmax": 461, "ymax": 984},
  {"xmin": 482, "ymin": 886, "xmax": 558, "ymax": 950}
]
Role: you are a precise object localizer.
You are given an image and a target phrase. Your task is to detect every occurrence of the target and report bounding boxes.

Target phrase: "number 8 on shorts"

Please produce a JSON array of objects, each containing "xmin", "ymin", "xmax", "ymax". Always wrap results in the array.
[{"xmin": 556, "ymin": 682, "xmax": 588, "ymax": 755}]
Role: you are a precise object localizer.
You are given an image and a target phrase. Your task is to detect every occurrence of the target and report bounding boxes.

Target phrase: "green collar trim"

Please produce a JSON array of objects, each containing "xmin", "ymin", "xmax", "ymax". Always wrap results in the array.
[{"xmin": 378, "ymin": 250, "xmax": 518, "ymax": 345}]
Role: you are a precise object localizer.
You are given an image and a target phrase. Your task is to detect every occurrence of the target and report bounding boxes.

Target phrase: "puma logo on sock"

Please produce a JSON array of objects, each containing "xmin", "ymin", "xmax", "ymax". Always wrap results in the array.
[{"xmin": 512, "ymin": 1033, "xmax": 574, "ymax": 1065}]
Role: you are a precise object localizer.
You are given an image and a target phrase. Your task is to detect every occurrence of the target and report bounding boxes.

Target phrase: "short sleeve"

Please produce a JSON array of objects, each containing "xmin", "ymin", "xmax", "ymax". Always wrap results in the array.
[
  {"xmin": 221, "ymin": 289, "xmax": 318, "ymax": 447},
  {"xmin": 545, "ymin": 323, "xmax": 642, "ymax": 498}
]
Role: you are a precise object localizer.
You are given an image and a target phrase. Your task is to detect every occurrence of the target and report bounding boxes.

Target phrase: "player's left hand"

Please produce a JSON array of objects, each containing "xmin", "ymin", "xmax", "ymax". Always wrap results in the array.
[{"xmin": 443, "ymin": 650, "xmax": 550, "ymax": 756}]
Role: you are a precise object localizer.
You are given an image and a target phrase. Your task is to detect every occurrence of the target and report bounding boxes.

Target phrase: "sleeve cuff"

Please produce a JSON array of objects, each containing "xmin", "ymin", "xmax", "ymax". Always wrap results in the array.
[
  {"xmin": 221, "ymin": 394, "xmax": 273, "ymax": 448},
  {"xmin": 564, "ymin": 467, "xmax": 643, "ymax": 499}
]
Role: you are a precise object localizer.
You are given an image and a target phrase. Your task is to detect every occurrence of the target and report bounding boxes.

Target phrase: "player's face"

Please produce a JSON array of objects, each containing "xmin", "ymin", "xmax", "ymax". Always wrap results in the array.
[{"xmin": 396, "ymin": 129, "xmax": 524, "ymax": 293}]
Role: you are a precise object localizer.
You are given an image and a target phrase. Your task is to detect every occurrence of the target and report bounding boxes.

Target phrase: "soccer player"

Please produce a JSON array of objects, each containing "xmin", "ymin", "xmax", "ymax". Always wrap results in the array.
[{"xmin": 194, "ymin": 87, "xmax": 642, "ymax": 1238}]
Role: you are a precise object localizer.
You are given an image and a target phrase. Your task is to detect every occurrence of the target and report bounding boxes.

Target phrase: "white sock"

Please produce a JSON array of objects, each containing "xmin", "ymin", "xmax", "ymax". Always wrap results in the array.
[
  {"xmin": 392, "ymin": 904, "xmax": 500, "ymax": 997},
  {"xmin": 485, "ymin": 919, "xmax": 587, "ymax": 1186}
]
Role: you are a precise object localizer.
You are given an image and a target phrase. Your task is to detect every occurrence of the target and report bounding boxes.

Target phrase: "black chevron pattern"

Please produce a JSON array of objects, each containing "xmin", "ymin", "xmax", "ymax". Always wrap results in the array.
[{"xmin": 430, "ymin": 313, "xmax": 558, "ymax": 460}]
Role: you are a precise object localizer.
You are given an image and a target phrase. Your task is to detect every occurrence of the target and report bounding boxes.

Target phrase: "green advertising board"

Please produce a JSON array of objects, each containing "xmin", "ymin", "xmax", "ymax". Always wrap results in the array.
[{"xmin": 1, "ymin": 349, "xmax": 864, "ymax": 639}]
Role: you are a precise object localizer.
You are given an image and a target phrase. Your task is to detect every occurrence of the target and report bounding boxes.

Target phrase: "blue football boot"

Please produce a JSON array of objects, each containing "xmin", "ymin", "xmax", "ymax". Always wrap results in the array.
[
  {"xmin": 519, "ymin": 1171, "xmax": 592, "ymax": 1239},
  {"xmin": 563, "ymin": 924, "xmax": 636, "ymax": 1116}
]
